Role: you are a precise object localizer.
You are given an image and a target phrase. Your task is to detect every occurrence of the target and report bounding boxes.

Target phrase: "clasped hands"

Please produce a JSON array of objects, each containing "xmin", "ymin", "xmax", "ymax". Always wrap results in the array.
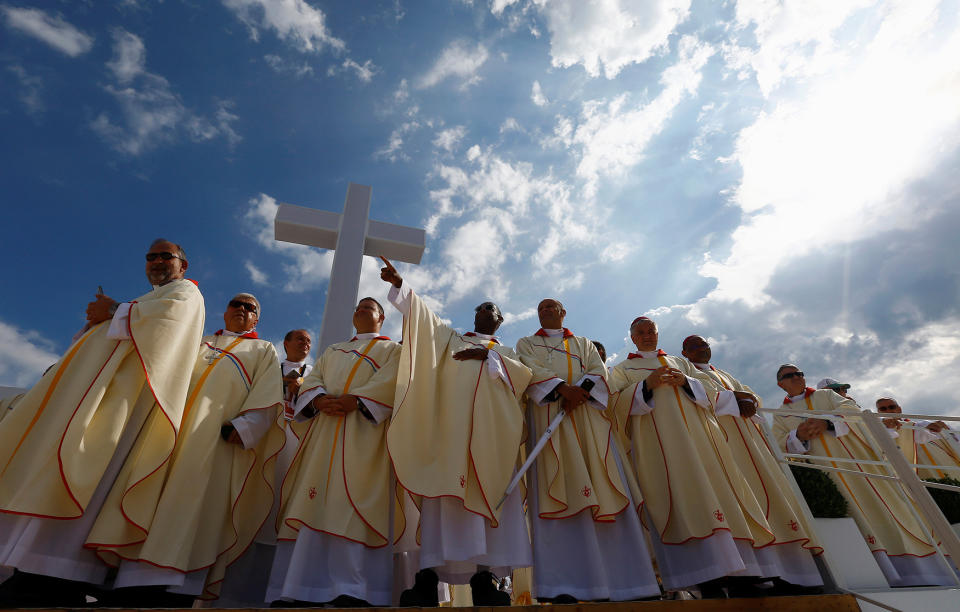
[
  {"xmin": 733, "ymin": 391, "xmax": 759, "ymax": 418},
  {"xmin": 312, "ymin": 394, "xmax": 360, "ymax": 416},
  {"xmin": 556, "ymin": 383, "xmax": 591, "ymax": 411},
  {"xmin": 796, "ymin": 418, "xmax": 829, "ymax": 441},
  {"xmin": 646, "ymin": 366, "xmax": 686, "ymax": 390}
]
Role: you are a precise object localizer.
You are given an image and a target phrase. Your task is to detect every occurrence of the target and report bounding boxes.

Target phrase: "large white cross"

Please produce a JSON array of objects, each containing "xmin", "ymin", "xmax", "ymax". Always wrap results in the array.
[{"xmin": 274, "ymin": 182, "xmax": 425, "ymax": 353}]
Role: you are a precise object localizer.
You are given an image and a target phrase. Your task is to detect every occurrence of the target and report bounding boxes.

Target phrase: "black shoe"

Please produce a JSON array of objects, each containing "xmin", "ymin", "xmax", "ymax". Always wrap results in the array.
[
  {"xmin": 0, "ymin": 570, "xmax": 90, "ymax": 608},
  {"xmin": 539, "ymin": 593, "xmax": 578, "ymax": 604},
  {"xmin": 399, "ymin": 568, "xmax": 439, "ymax": 607},
  {"xmin": 769, "ymin": 578, "xmax": 824, "ymax": 596},
  {"xmin": 725, "ymin": 576, "xmax": 767, "ymax": 598},
  {"xmin": 469, "ymin": 571, "xmax": 510, "ymax": 606},
  {"xmin": 327, "ymin": 594, "xmax": 372, "ymax": 607},
  {"xmin": 697, "ymin": 578, "xmax": 727, "ymax": 599}
]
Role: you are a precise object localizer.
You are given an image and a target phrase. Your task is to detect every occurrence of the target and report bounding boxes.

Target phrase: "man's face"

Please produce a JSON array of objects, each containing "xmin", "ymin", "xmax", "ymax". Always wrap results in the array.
[
  {"xmin": 283, "ymin": 330, "xmax": 311, "ymax": 362},
  {"xmin": 777, "ymin": 366, "xmax": 806, "ymax": 396},
  {"xmin": 353, "ymin": 299, "xmax": 384, "ymax": 334},
  {"xmin": 474, "ymin": 301, "xmax": 503, "ymax": 333},
  {"xmin": 223, "ymin": 297, "xmax": 258, "ymax": 333},
  {"xmin": 537, "ymin": 299, "xmax": 565, "ymax": 329},
  {"xmin": 630, "ymin": 321, "xmax": 658, "ymax": 352},
  {"xmin": 682, "ymin": 336, "xmax": 711, "ymax": 364},
  {"xmin": 876, "ymin": 399, "xmax": 902, "ymax": 414},
  {"xmin": 145, "ymin": 241, "xmax": 187, "ymax": 286}
]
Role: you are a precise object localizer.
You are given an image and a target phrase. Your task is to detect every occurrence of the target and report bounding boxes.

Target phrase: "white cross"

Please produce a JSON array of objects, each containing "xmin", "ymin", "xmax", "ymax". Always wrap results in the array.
[{"xmin": 274, "ymin": 182, "xmax": 425, "ymax": 353}]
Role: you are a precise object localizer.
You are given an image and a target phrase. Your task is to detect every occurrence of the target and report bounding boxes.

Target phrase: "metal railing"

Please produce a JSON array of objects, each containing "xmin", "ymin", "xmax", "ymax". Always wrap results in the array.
[{"xmin": 756, "ymin": 406, "xmax": 960, "ymax": 599}]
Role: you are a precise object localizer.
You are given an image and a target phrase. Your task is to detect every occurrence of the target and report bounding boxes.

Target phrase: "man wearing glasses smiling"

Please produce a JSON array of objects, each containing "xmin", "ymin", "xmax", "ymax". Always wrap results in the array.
[
  {"xmin": 87, "ymin": 292, "xmax": 283, "ymax": 605},
  {"xmin": 0, "ymin": 238, "xmax": 205, "ymax": 607},
  {"xmin": 772, "ymin": 365, "xmax": 955, "ymax": 587}
]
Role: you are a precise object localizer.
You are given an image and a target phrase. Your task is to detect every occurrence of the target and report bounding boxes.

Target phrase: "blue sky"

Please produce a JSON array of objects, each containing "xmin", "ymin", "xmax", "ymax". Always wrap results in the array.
[{"xmin": 2, "ymin": 0, "xmax": 959, "ymax": 414}]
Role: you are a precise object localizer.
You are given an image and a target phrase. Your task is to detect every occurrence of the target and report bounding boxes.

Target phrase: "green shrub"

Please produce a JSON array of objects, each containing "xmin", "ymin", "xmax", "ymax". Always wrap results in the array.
[
  {"xmin": 790, "ymin": 462, "xmax": 849, "ymax": 518},
  {"xmin": 923, "ymin": 477, "xmax": 960, "ymax": 524}
]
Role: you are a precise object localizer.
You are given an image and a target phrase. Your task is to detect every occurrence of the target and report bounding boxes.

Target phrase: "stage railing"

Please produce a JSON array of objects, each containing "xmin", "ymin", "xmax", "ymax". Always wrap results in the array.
[{"xmin": 756, "ymin": 406, "xmax": 960, "ymax": 596}]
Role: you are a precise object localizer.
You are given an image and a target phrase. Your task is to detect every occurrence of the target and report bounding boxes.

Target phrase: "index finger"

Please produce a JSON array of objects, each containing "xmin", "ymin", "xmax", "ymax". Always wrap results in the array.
[{"xmin": 379, "ymin": 256, "xmax": 396, "ymax": 271}]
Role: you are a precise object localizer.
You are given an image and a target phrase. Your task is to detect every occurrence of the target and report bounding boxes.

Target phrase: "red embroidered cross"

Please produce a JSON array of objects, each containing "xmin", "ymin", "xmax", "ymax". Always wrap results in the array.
[
  {"xmin": 459, "ymin": 475, "xmax": 466, "ymax": 488},
  {"xmin": 789, "ymin": 520, "xmax": 799, "ymax": 531},
  {"xmin": 714, "ymin": 509, "xmax": 724, "ymax": 522},
  {"xmin": 581, "ymin": 486, "xmax": 592, "ymax": 497},
  {"xmin": 308, "ymin": 487, "xmax": 318, "ymax": 499},
  {"xmin": 867, "ymin": 535, "xmax": 876, "ymax": 545}
]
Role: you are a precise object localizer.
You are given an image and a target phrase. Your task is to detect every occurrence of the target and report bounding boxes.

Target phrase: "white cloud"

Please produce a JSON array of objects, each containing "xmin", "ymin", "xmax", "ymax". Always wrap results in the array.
[
  {"xmin": 245, "ymin": 260, "xmax": 269, "ymax": 285},
  {"xmin": 852, "ymin": 318, "xmax": 960, "ymax": 415},
  {"xmin": 732, "ymin": 0, "xmax": 873, "ymax": 97},
  {"xmin": 2, "ymin": 6, "xmax": 94, "ymax": 57},
  {"xmin": 491, "ymin": 0, "xmax": 522, "ymax": 15},
  {"xmin": 499, "ymin": 117, "xmax": 522, "ymax": 133},
  {"xmin": 555, "ymin": 35, "xmax": 714, "ymax": 195},
  {"xmin": 502, "ymin": 306, "xmax": 537, "ymax": 325},
  {"xmin": 600, "ymin": 241, "xmax": 632, "ymax": 263},
  {"xmin": 222, "ymin": 0, "xmax": 345, "ymax": 52},
  {"xmin": 531, "ymin": 80, "xmax": 548, "ymax": 106},
  {"xmin": 698, "ymin": 1, "xmax": 960, "ymax": 309},
  {"xmin": 393, "ymin": 78, "xmax": 410, "ymax": 103},
  {"xmin": 433, "ymin": 125, "xmax": 467, "ymax": 152},
  {"xmin": 7, "ymin": 64, "xmax": 43, "ymax": 115},
  {"xmin": 328, "ymin": 57, "xmax": 378, "ymax": 82},
  {"xmin": 0, "ymin": 321, "xmax": 61, "ymax": 388},
  {"xmin": 528, "ymin": 0, "xmax": 690, "ymax": 78},
  {"xmin": 374, "ymin": 120, "xmax": 420, "ymax": 162},
  {"xmin": 106, "ymin": 29, "xmax": 145, "ymax": 83},
  {"xmin": 264, "ymin": 54, "xmax": 314, "ymax": 77},
  {"xmin": 243, "ymin": 193, "xmax": 335, "ymax": 292},
  {"xmin": 91, "ymin": 30, "xmax": 242, "ymax": 155},
  {"xmin": 417, "ymin": 40, "xmax": 489, "ymax": 89}
]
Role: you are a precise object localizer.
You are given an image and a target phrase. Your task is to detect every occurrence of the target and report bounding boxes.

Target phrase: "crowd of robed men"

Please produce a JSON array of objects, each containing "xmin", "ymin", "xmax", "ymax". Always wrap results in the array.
[{"xmin": 1, "ymin": 238, "xmax": 958, "ymax": 608}]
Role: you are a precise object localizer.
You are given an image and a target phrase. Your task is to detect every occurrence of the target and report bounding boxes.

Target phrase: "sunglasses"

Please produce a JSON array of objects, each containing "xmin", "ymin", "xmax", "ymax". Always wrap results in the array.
[
  {"xmin": 779, "ymin": 371, "xmax": 804, "ymax": 381},
  {"xmin": 877, "ymin": 405, "xmax": 899, "ymax": 412},
  {"xmin": 145, "ymin": 252, "xmax": 183, "ymax": 262},
  {"xmin": 475, "ymin": 303, "xmax": 497, "ymax": 312},
  {"xmin": 229, "ymin": 300, "xmax": 258, "ymax": 313}
]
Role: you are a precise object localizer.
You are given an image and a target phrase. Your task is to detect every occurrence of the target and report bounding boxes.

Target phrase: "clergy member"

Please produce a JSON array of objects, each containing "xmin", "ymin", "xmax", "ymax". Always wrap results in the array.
[
  {"xmin": 516, "ymin": 301, "xmax": 659, "ymax": 603},
  {"xmin": 267, "ymin": 298, "xmax": 401, "ymax": 607},
  {"xmin": 86, "ymin": 293, "xmax": 284, "ymax": 604},
  {"xmin": 681, "ymin": 335, "xmax": 823, "ymax": 594},
  {"xmin": 0, "ymin": 239, "xmax": 205, "ymax": 607},
  {"xmin": 380, "ymin": 258, "xmax": 533, "ymax": 607},
  {"xmin": 875, "ymin": 397, "xmax": 960, "ymax": 481},
  {"xmin": 772, "ymin": 365, "xmax": 954, "ymax": 586},
  {"xmin": 607, "ymin": 318, "xmax": 775, "ymax": 598}
]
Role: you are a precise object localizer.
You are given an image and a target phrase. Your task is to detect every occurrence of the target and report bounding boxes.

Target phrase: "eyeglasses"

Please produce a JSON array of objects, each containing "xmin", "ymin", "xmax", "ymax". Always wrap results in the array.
[
  {"xmin": 475, "ymin": 303, "xmax": 497, "ymax": 312},
  {"xmin": 778, "ymin": 371, "xmax": 804, "ymax": 381},
  {"xmin": 229, "ymin": 300, "xmax": 258, "ymax": 313},
  {"xmin": 145, "ymin": 252, "xmax": 183, "ymax": 262},
  {"xmin": 877, "ymin": 404, "xmax": 899, "ymax": 412}
]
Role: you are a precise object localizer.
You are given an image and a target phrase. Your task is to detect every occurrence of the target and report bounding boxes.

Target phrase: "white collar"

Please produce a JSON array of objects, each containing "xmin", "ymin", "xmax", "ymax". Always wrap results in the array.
[
  {"xmin": 635, "ymin": 349, "xmax": 661, "ymax": 358},
  {"xmin": 353, "ymin": 332, "xmax": 381, "ymax": 341},
  {"xmin": 220, "ymin": 328, "xmax": 253, "ymax": 337},
  {"xmin": 282, "ymin": 359, "xmax": 307, "ymax": 369},
  {"xmin": 541, "ymin": 328, "xmax": 564, "ymax": 337},
  {"xmin": 469, "ymin": 331, "xmax": 497, "ymax": 341},
  {"xmin": 691, "ymin": 362, "xmax": 709, "ymax": 371},
  {"xmin": 789, "ymin": 392, "xmax": 807, "ymax": 402}
]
